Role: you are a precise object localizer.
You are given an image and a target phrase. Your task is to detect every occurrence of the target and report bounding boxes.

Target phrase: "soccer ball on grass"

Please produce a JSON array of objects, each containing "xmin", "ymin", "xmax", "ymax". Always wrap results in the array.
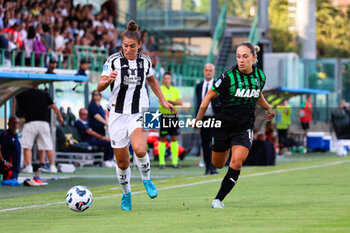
[{"xmin": 66, "ymin": 186, "xmax": 93, "ymax": 212}]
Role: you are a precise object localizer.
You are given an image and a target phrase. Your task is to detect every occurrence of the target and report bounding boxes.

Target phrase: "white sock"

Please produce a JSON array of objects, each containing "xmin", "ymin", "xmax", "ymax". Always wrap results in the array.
[
  {"xmin": 135, "ymin": 153, "xmax": 151, "ymax": 180},
  {"xmin": 116, "ymin": 166, "xmax": 131, "ymax": 194}
]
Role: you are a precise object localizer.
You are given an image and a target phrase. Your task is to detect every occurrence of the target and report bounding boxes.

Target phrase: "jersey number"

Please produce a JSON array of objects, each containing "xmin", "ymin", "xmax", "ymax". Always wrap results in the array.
[{"xmin": 247, "ymin": 129, "xmax": 253, "ymax": 145}]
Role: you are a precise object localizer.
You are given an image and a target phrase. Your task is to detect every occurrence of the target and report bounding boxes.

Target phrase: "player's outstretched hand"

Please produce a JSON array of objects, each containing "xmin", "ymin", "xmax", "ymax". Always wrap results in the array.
[{"xmin": 264, "ymin": 108, "xmax": 275, "ymax": 121}]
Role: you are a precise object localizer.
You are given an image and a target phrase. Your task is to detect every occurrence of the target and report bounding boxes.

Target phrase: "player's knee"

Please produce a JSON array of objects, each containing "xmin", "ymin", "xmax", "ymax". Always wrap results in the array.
[
  {"xmin": 132, "ymin": 145, "xmax": 146, "ymax": 157},
  {"xmin": 117, "ymin": 160, "xmax": 129, "ymax": 170},
  {"xmin": 212, "ymin": 160, "xmax": 225, "ymax": 169},
  {"xmin": 231, "ymin": 161, "xmax": 243, "ymax": 170}
]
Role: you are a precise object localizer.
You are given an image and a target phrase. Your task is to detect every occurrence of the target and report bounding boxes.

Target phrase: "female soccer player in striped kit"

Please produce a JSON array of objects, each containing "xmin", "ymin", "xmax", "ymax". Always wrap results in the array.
[
  {"xmin": 98, "ymin": 20, "xmax": 175, "ymax": 211},
  {"xmin": 195, "ymin": 42, "xmax": 275, "ymax": 208}
]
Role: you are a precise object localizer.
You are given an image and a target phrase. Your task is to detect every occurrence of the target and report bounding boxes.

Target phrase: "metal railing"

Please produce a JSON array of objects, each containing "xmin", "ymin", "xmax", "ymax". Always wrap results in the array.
[
  {"xmin": 0, "ymin": 46, "xmax": 108, "ymax": 72},
  {"xmin": 248, "ymin": 12, "xmax": 260, "ymax": 45},
  {"xmin": 206, "ymin": 4, "xmax": 227, "ymax": 64}
]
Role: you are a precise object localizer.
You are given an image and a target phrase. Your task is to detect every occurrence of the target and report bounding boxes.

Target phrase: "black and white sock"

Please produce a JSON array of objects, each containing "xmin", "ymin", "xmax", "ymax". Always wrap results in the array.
[
  {"xmin": 135, "ymin": 153, "xmax": 151, "ymax": 180},
  {"xmin": 116, "ymin": 166, "xmax": 131, "ymax": 194},
  {"xmin": 215, "ymin": 167, "xmax": 241, "ymax": 201}
]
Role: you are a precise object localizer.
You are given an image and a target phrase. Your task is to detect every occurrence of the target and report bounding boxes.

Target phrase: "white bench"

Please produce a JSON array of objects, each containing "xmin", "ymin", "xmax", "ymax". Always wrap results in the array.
[{"xmin": 55, "ymin": 151, "xmax": 104, "ymax": 167}]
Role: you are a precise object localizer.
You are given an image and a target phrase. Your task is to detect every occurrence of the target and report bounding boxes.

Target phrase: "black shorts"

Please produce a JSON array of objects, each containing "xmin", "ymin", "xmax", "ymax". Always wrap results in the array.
[
  {"xmin": 213, "ymin": 128, "xmax": 253, "ymax": 152},
  {"xmin": 159, "ymin": 114, "xmax": 180, "ymax": 137},
  {"xmin": 301, "ymin": 122, "xmax": 309, "ymax": 130}
]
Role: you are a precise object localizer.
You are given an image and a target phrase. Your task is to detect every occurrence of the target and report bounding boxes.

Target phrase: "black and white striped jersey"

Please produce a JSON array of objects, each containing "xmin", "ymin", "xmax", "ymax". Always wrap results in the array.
[{"xmin": 101, "ymin": 51, "xmax": 154, "ymax": 114}]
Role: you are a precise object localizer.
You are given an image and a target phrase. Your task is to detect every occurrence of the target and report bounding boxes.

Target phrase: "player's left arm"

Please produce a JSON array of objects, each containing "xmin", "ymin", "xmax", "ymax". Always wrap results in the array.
[
  {"xmin": 257, "ymin": 93, "xmax": 275, "ymax": 121},
  {"xmin": 147, "ymin": 75, "xmax": 176, "ymax": 114}
]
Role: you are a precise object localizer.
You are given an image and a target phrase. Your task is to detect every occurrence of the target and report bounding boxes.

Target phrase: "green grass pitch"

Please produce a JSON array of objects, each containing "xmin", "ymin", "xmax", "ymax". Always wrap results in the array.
[{"xmin": 1, "ymin": 152, "xmax": 350, "ymax": 233}]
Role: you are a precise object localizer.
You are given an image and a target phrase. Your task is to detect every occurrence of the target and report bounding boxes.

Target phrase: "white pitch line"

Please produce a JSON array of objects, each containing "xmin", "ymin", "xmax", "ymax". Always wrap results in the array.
[{"xmin": 0, "ymin": 160, "xmax": 348, "ymax": 213}]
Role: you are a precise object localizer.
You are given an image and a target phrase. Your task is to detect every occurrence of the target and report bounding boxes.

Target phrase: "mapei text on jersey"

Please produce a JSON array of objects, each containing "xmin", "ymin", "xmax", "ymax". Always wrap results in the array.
[{"xmin": 235, "ymin": 89, "xmax": 261, "ymax": 98}]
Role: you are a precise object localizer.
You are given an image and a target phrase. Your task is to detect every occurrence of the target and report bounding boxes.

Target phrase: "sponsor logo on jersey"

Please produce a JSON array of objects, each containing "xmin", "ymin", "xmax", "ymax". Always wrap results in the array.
[
  {"xmin": 123, "ymin": 68, "xmax": 141, "ymax": 85},
  {"xmin": 234, "ymin": 89, "xmax": 260, "ymax": 98}
]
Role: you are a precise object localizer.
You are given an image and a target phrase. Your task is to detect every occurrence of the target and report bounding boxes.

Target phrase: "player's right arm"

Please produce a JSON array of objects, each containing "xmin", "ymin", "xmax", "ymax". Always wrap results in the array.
[{"xmin": 97, "ymin": 70, "xmax": 117, "ymax": 92}]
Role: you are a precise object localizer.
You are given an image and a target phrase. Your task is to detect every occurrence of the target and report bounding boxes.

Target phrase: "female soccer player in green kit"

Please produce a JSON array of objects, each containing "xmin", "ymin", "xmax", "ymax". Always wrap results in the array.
[{"xmin": 195, "ymin": 42, "xmax": 275, "ymax": 208}]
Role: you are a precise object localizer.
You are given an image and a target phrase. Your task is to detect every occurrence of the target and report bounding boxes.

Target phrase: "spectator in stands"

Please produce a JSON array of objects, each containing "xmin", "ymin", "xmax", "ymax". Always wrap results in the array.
[
  {"xmin": 54, "ymin": 25, "xmax": 65, "ymax": 62},
  {"xmin": 76, "ymin": 59, "xmax": 89, "ymax": 76},
  {"xmin": 276, "ymin": 100, "xmax": 292, "ymax": 155},
  {"xmin": 75, "ymin": 108, "xmax": 114, "ymax": 167},
  {"xmin": 0, "ymin": 31, "xmax": 10, "ymax": 65},
  {"xmin": 158, "ymin": 72, "xmax": 182, "ymax": 168},
  {"xmin": 88, "ymin": 90, "xmax": 108, "ymax": 136},
  {"xmin": 23, "ymin": 25, "xmax": 35, "ymax": 66},
  {"xmin": 101, "ymin": 0, "xmax": 118, "ymax": 22},
  {"xmin": 195, "ymin": 63, "xmax": 219, "ymax": 175},
  {"xmin": 0, "ymin": 116, "xmax": 21, "ymax": 186},
  {"xmin": 15, "ymin": 85, "xmax": 64, "ymax": 174},
  {"xmin": 45, "ymin": 57, "xmax": 57, "ymax": 74},
  {"xmin": 33, "ymin": 23, "xmax": 46, "ymax": 66},
  {"xmin": 41, "ymin": 23, "xmax": 55, "ymax": 60},
  {"xmin": 140, "ymin": 30, "xmax": 148, "ymax": 53},
  {"xmin": 147, "ymin": 36, "xmax": 158, "ymax": 53}
]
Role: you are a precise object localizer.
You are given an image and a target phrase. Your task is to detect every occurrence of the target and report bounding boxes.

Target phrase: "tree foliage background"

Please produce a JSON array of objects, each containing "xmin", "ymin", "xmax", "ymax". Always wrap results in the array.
[{"xmin": 269, "ymin": 0, "xmax": 350, "ymax": 57}]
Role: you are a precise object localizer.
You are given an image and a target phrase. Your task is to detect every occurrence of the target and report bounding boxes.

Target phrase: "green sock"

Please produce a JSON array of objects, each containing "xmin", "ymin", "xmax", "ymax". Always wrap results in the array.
[
  {"xmin": 158, "ymin": 141, "xmax": 166, "ymax": 165},
  {"xmin": 171, "ymin": 141, "xmax": 178, "ymax": 165}
]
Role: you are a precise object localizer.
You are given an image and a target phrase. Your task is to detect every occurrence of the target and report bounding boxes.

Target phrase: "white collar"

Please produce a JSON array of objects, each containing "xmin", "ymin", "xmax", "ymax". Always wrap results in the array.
[
  {"xmin": 204, "ymin": 78, "xmax": 213, "ymax": 85},
  {"xmin": 78, "ymin": 118, "xmax": 88, "ymax": 124}
]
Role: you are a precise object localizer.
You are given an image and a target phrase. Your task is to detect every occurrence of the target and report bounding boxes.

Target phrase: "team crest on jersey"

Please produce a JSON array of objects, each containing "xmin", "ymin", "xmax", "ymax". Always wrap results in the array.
[
  {"xmin": 138, "ymin": 61, "xmax": 143, "ymax": 69},
  {"xmin": 128, "ymin": 69, "xmax": 136, "ymax": 76},
  {"xmin": 255, "ymin": 78, "xmax": 260, "ymax": 86}
]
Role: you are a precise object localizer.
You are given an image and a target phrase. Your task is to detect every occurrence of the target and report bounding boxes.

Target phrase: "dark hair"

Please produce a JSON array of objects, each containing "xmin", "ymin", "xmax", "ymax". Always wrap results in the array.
[
  {"xmin": 91, "ymin": 90, "xmax": 101, "ymax": 99},
  {"xmin": 163, "ymin": 72, "xmax": 171, "ymax": 77},
  {"xmin": 42, "ymin": 23, "xmax": 50, "ymax": 33},
  {"xmin": 121, "ymin": 20, "xmax": 141, "ymax": 43},
  {"xmin": 27, "ymin": 26, "xmax": 36, "ymax": 39},
  {"xmin": 237, "ymin": 42, "xmax": 260, "ymax": 56}
]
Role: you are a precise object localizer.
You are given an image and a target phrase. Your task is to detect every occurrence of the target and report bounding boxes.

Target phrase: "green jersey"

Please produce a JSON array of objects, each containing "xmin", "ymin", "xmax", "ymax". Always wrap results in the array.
[{"xmin": 211, "ymin": 65, "xmax": 266, "ymax": 130}]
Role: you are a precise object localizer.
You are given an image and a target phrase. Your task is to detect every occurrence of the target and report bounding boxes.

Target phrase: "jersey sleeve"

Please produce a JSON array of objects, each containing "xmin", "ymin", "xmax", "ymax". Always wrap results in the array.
[
  {"xmin": 146, "ymin": 58, "xmax": 154, "ymax": 78},
  {"xmin": 211, "ymin": 72, "xmax": 230, "ymax": 96},
  {"xmin": 258, "ymin": 68, "xmax": 267, "ymax": 90},
  {"xmin": 100, "ymin": 58, "xmax": 113, "ymax": 77}
]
